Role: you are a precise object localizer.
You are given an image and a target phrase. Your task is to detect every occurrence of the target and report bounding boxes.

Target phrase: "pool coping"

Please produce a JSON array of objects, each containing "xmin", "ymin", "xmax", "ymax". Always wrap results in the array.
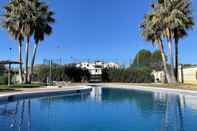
[
  {"xmin": 99, "ymin": 83, "xmax": 197, "ymax": 96},
  {"xmin": 0, "ymin": 86, "xmax": 92, "ymax": 102}
]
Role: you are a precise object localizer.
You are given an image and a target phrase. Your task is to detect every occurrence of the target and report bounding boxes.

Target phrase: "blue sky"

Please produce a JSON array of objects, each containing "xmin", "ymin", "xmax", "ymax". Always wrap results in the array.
[{"xmin": 0, "ymin": 0, "xmax": 196, "ymax": 65}]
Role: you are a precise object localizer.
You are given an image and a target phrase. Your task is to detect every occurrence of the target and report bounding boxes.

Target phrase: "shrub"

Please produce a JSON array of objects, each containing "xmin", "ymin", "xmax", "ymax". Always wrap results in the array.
[
  {"xmin": 33, "ymin": 64, "xmax": 90, "ymax": 83},
  {"xmin": 102, "ymin": 67, "xmax": 154, "ymax": 83},
  {"xmin": 0, "ymin": 75, "xmax": 8, "ymax": 84}
]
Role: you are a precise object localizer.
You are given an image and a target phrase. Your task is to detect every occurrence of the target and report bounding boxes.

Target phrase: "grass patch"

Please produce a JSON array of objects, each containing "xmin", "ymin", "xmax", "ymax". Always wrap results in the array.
[
  {"xmin": 128, "ymin": 83, "xmax": 197, "ymax": 90},
  {"xmin": 0, "ymin": 85, "xmax": 16, "ymax": 92},
  {"xmin": 11, "ymin": 83, "xmax": 47, "ymax": 88},
  {"xmin": 0, "ymin": 83, "xmax": 47, "ymax": 92}
]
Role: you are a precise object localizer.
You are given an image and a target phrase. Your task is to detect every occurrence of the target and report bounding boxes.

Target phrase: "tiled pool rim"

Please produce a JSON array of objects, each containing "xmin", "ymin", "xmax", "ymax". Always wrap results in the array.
[
  {"xmin": 2, "ymin": 84, "xmax": 197, "ymax": 103},
  {"xmin": 0, "ymin": 86, "xmax": 92, "ymax": 103},
  {"xmin": 102, "ymin": 84, "xmax": 197, "ymax": 96}
]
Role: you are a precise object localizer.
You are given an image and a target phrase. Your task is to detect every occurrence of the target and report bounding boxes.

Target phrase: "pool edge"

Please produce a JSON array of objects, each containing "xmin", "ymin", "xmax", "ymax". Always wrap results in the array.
[{"xmin": 0, "ymin": 86, "xmax": 92, "ymax": 102}]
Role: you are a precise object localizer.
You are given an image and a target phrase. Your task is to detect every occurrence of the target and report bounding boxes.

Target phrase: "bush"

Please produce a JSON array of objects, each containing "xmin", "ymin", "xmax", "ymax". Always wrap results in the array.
[
  {"xmin": 102, "ymin": 67, "xmax": 154, "ymax": 83},
  {"xmin": 64, "ymin": 65, "xmax": 90, "ymax": 82},
  {"xmin": 0, "ymin": 65, "xmax": 6, "ymax": 76},
  {"xmin": 0, "ymin": 75, "xmax": 8, "ymax": 85},
  {"xmin": 33, "ymin": 64, "xmax": 90, "ymax": 83}
]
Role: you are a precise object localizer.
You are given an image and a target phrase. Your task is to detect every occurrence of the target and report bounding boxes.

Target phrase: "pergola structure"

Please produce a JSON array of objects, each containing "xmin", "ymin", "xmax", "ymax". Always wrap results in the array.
[{"xmin": 0, "ymin": 60, "xmax": 22, "ymax": 86}]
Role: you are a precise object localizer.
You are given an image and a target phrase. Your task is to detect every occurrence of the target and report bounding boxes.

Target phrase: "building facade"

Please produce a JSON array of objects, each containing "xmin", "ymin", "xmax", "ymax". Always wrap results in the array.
[
  {"xmin": 152, "ymin": 65, "xmax": 197, "ymax": 84},
  {"xmin": 178, "ymin": 66, "xmax": 197, "ymax": 84},
  {"xmin": 76, "ymin": 61, "xmax": 120, "ymax": 82},
  {"xmin": 76, "ymin": 61, "xmax": 120, "ymax": 75}
]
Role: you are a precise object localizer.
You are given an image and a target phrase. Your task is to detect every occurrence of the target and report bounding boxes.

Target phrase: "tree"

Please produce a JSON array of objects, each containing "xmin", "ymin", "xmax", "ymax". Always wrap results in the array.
[
  {"xmin": 141, "ymin": 0, "xmax": 194, "ymax": 83},
  {"xmin": 132, "ymin": 49, "xmax": 152, "ymax": 67},
  {"xmin": 2, "ymin": 0, "xmax": 55, "ymax": 84},
  {"xmin": 29, "ymin": 1, "xmax": 55, "ymax": 83},
  {"xmin": 151, "ymin": 50, "xmax": 164, "ymax": 71},
  {"xmin": 156, "ymin": 0, "xmax": 194, "ymax": 82},
  {"xmin": 0, "ymin": 65, "xmax": 6, "ymax": 76},
  {"xmin": 2, "ymin": 0, "xmax": 35, "ymax": 83},
  {"xmin": 140, "ymin": 12, "xmax": 172, "ymax": 83},
  {"xmin": 132, "ymin": 49, "xmax": 164, "ymax": 71},
  {"xmin": 173, "ymin": 0, "xmax": 194, "ymax": 81},
  {"xmin": 22, "ymin": 0, "xmax": 36, "ymax": 83},
  {"xmin": 2, "ymin": 0, "xmax": 25, "ymax": 83}
]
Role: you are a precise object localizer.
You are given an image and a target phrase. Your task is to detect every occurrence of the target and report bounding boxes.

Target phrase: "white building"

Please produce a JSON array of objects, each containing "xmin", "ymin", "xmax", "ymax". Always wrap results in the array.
[
  {"xmin": 152, "ymin": 65, "xmax": 197, "ymax": 84},
  {"xmin": 76, "ymin": 61, "xmax": 120, "ymax": 75},
  {"xmin": 178, "ymin": 66, "xmax": 197, "ymax": 84}
]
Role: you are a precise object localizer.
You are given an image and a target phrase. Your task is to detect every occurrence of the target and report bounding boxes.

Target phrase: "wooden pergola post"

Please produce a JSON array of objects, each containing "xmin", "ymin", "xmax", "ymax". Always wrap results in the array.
[
  {"xmin": 8, "ymin": 63, "xmax": 11, "ymax": 86},
  {"xmin": 0, "ymin": 60, "xmax": 22, "ymax": 87}
]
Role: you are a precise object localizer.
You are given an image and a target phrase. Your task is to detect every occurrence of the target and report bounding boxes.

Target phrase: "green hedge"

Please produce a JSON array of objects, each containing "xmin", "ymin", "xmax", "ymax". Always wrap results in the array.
[
  {"xmin": 0, "ymin": 75, "xmax": 8, "ymax": 85},
  {"xmin": 102, "ymin": 67, "xmax": 154, "ymax": 83}
]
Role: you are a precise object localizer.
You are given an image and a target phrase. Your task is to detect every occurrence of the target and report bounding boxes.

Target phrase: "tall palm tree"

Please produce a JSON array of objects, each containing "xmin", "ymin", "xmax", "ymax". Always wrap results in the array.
[
  {"xmin": 154, "ymin": 0, "xmax": 177, "ymax": 83},
  {"xmin": 3, "ymin": 0, "xmax": 54, "ymax": 84},
  {"xmin": 21, "ymin": 0, "xmax": 35, "ymax": 83},
  {"xmin": 2, "ymin": 0, "xmax": 34, "ymax": 84},
  {"xmin": 141, "ymin": 12, "xmax": 172, "ymax": 83},
  {"xmin": 174, "ymin": 28, "xmax": 187, "ymax": 81},
  {"xmin": 2, "ymin": 0, "xmax": 25, "ymax": 83},
  {"xmin": 173, "ymin": 0, "xmax": 194, "ymax": 81},
  {"xmin": 151, "ymin": 0, "xmax": 194, "ymax": 83},
  {"xmin": 29, "ymin": 1, "xmax": 55, "ymax": 83}
]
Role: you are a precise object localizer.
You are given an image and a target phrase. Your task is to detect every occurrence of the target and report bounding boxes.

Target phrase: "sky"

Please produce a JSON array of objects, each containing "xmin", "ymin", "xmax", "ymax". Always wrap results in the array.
[{"xmin": 0, "ymin": 0, "xmax": 196, "ymax": 65}]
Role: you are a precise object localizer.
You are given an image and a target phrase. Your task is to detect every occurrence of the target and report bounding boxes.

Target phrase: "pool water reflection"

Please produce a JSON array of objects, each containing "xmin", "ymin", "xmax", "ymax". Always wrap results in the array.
[{"xmin": 1, "ymin": 87, "xmax": 197, "ymax": 131}]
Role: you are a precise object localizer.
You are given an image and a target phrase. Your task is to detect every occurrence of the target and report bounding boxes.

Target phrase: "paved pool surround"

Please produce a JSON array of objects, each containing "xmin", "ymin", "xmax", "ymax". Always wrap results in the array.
[
  {"xmin": 2, "ymin": 83, "xmax": 197, "ymax": 103},
  {"xmin": 101, "ymin": 83, "xmax": 197, "ymax": 96},
  {"xmin": 0, "ymin": 86, "xmax": 92, "ymax": 102}
]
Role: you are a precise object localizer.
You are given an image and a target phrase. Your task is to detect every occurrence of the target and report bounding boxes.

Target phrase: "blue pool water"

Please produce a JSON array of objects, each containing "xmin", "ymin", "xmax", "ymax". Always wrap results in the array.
[{"xmin": 1, "ymin": 87, "xmax": 197, "ymax": 131}]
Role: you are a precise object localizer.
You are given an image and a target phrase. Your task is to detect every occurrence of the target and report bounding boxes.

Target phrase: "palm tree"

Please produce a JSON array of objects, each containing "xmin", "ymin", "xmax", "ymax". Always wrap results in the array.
[
  {"xmin": 173, "ymin": 0, "xmax": 194, "ymax": 81},
  {"xmin": 151, "ymin": 0, "xmax": 194, "ymax": 83},
  {"xmin": 21, "ymin": 0, "xmax": 35, "ymax": 83},
  {"xmin": 2, "ymin": 0, "xmax": 34, "ymax": 84},
  {"xmin": 141, "ymin": 12, "xmax": 172, "ymax": 83},
  {"xmin": 2, "ymin": 0, "xmax": 25, "ymax": 83},
  {"xmin": 154, "ymin": 0, "xmax": 177, "ymax": 83},
  {"xmin": 29, "ymin": 2, "xmax": 55, "ymax": 83},
  {"xmin": 174, "ymin": 28, "xmax": 187, "ymax": 81},
  {"xmin": 3, "ymin": 0, "xmax": 55, "ymax": 84}
]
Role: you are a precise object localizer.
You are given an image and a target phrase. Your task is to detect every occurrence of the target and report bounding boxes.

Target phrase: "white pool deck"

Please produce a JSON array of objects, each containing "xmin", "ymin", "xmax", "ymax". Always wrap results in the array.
[
  {"xmin": 101, "ymin": 83, "xmax": 197, "ymax": 96},
  {"xmin": 0, "ymin": 86, "xmax": 92, "ymax": 101},
  {"xmin": 1, "ymin": 83, "xmax": 197, "ymax": 101}
]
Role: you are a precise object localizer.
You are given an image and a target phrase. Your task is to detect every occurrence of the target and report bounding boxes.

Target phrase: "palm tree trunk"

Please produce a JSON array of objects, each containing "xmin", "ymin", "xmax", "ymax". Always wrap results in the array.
[
  {"xmin": 175, "ymin": 38, "xmax": 179, "ymax": 82},
  {"xmin": 158, "ymin": 39, "xmax": 172, "ymax": 83},
  {"xmin": 25, "ymin": 36, "xmax": 30, "ymax": 84},
  {"xmin": 167, "ymin": 30, "xmax": 177, "ymax": 83},
  {"xmin": 18, "ymin": 42, "xmax": 23, "ymax": 83},
  {"xmin": 29, "ymin": 43, "xmax": 38, "ymax": 83}
]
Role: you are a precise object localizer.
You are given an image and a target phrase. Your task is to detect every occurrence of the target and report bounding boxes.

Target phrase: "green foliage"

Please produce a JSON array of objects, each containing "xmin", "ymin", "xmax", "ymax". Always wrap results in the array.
[
  {"xmin": 0, "ymin": 75, "xmax": 8, "ymax": 85},
  {"xmin": 64, "ymin": 65, "xmax": 90, "ymax": 82},
  {"xmin": 33, "ymin": 64, "xmax": 50, "ymax": 82},
  {"xmin": 102, "ymin": 67, "xmax": 154, "ymax": 83},
  {"xmin": 11, "ymin": 83, "xmax": 47, "ymax": 88},
  {"xmin": 131, "ymin": 49, "xmax": 163, "ymax": 71},
  {"xmin": 33, "ymin": 64, "xmax": 90, "ymax": 83},
  {"xmin": 0, "ymin": 65, "xmax": 6, "ymax": 76},
  {"xmin": 150, "ymin": 50, "xmax": 163, "ymax": 71},
  {"xmin": 0, "ymin": 65, "xmax": 7, "ymax": 85},
  {"xmin": 102, "ymin": 68, "xmax": 111, "ymax": 82},
  {"xmin": 132, "ymin": 49, "xmax": 152, "ymax": 67}
]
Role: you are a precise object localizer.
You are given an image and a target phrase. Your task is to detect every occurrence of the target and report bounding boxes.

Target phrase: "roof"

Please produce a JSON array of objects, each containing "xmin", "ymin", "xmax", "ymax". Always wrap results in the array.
[{"xmin": 0, "ymin": 60, "xmax": 22, "ymax": 65}]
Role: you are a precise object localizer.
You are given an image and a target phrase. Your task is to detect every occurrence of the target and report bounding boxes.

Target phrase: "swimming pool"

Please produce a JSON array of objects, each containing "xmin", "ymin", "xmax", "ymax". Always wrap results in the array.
[{"xmin": 1, "ymin": 87, "xmax": 197, "ymax": 131}]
